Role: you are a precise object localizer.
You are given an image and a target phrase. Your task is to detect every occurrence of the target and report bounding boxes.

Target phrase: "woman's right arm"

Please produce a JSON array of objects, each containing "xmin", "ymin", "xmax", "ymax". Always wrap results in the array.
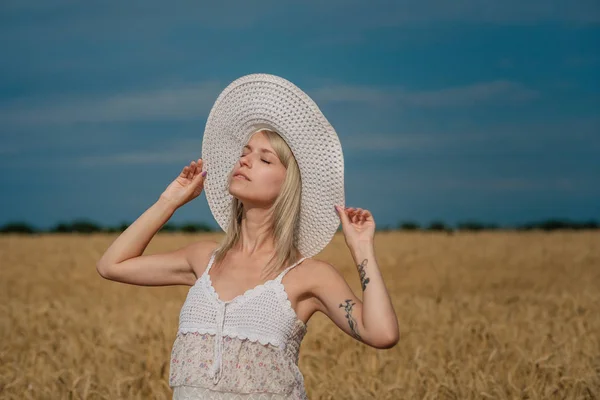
[
  {"xmin": 96, "ymin": 158, "xmax": 209, "ymax": 287},
  {"xmin": 96, "ymin": 199, "xmax": 198, "ymax": 286}
]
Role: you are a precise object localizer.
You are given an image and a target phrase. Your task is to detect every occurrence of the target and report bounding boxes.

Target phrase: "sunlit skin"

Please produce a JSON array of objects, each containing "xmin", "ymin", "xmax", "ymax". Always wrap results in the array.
[
  {"xmin": 178, "ymin": 135, "xmax": 376, "ymax": 258},
  {"xmin": 96, "ymin": 110, "xmax": 399, "ymax": 352},
  {"xmin": 173, "ymin": 131, "xmax": 287, "ymax": 256},
  {"xmin": 226, "ymin": 132, "xmax": 377, "ymax": 254},
  {"xmin": 228, "ymin": 131, "xmax": 287, "ymax": 210},
  {"xmin": 177, "ymin": 132, "xmax": 375, "ymax": 246},
  {"xmin": 227, "ymin": 131, "xmax": 288, "ymax": 255},
  {"xmin": 176, "ymin": 132, "xmax": 399, "ymax": 348}
]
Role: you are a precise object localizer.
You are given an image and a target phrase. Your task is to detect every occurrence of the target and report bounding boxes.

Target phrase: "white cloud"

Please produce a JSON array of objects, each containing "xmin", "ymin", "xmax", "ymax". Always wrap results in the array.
[
  {"xmin": 0, "ymin": 80, "xmax": 223, "ymax": 126},
  {"xmin": 302, "ymin": 0, "xmax": 600, "ymax": 25},
  {"xmin": 74, "ymin": 138, "xmax": 203, "ymax": 167},
  {"xmin": 3, "ymin": 0, "xmax": 597, "ymax": 34},
  {"xmin": 311, "ymin": 80, "xmax": 539, "ymax": 108},
  {"xmin": 0, "ymin": 79, "xmax": 539, "ymax": 129},
  {"xmin": 440, "ymin": 177, "xmax": 590, "ymax": 192},
  {"xmin": 403, "ymin": 81, "xmax": 539, "ymax": 106},
  {"xmin": 310, "ymin": 85, "xmax": 394, "ymax": 105},
  {"xmin": 342, "ymin": 132, "xmax": 482, "ymax": 152},
  {"xmin": 0, "ymin": 135, "xmax": 205, "ymax": 168},
  {"xmin": 0, "ymin": 147, "xmax": 20, "ymax": 155},
  {"xmin": 341, "ymin": 116, "xmax": 599, "ymax": 153}
]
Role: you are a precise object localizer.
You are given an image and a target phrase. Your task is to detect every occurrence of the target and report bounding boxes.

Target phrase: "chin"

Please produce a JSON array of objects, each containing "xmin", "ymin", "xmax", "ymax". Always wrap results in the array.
[
  {"xmin": 229, "ymin": 185, "xmax": 271, "ymax": 206},
  {"xmin": 228, "ymin": 183, "xmax": 250, "ymax": 201}
]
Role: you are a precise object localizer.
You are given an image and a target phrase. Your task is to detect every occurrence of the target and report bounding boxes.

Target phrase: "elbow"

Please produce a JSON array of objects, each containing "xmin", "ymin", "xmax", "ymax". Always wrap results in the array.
[
  {"xmin": 379, "ymin": 335, "xmax": 399, "ymax": 349},
  {"xmin": 374, "ymin": 330, "xmax": 399, "ymax": 349},
  {"xmin": 96, "ymin": 263, "xmax": 111, "ymax": 279}
]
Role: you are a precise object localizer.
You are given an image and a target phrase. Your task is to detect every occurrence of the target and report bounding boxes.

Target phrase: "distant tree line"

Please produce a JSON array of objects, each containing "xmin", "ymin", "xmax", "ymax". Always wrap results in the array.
[
  {"xmin": 0, "ymin": 219, "xmax": 213, "ymax": 234},
  {"xmin": 0, "ymin": 218, "xmax": 598, "ymax": 234},
  {"xmin": 384, "ymin": 218, "xmax": 599, "ymax": 233}
]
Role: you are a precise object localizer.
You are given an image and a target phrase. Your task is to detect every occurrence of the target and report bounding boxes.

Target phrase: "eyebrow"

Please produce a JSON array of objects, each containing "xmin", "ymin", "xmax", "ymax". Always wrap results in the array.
[{"xmin": 243, "ymin": 144, "xmax": 276, "ymax": 156}]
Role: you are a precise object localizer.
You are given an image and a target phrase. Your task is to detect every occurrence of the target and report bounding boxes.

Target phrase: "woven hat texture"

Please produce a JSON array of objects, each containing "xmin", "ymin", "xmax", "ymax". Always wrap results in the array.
[{"xmin": 201, "ymin": 73, "xmax": 345, "ymax": 258}]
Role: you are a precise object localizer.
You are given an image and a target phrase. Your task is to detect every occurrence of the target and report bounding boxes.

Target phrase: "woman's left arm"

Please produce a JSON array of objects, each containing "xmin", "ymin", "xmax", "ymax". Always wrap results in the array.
[
  {"xmin": 310, "ymin": 206, "xmax": 399, "ymax": 349},
  {"xmin": 349, "ymin": 238, "xmax": 399, "ymax": 346}
]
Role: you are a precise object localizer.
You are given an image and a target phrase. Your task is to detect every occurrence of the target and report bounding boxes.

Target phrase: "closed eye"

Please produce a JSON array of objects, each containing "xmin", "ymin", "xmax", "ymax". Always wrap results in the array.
[{"xmin": 239, "ymin": 154, "xmax": 271, "ymax": 164}]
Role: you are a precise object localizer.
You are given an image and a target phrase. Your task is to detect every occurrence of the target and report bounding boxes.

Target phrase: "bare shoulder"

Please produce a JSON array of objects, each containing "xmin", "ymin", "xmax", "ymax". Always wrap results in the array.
[
  {"xmin": 299, "ymin": 257, "xmax": 330, "ymax": 274},
  {"xmin": 186, "ymin": 239, "xmax": 221, "ymax": 279},
  {"xmin": 298, "ymin": 258, "xmax": 351, "ymax": 314},
  {"xmin": 297, "ymin": 258, "xmax": 341, "ymax": 293}
]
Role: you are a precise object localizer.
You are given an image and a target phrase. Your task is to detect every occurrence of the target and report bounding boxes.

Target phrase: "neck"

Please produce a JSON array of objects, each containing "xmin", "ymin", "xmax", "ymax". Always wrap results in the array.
[{"xmin": 236, "ymin": 204, "xmax": 276, "ymax": 257}]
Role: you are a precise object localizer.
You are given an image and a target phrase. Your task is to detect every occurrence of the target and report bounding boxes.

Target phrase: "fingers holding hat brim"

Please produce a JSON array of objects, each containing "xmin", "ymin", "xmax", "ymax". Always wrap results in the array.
[
  {"xmin": 183, "ymin": 159, "xmax": 204, "ymax": 180},
  {"xmin": 345, "ymin": 207, "xmax": 370, "ymax": 223},
  {"xmin": 335, "ymin": 205, "xmax": 350, "ymax": 225}
]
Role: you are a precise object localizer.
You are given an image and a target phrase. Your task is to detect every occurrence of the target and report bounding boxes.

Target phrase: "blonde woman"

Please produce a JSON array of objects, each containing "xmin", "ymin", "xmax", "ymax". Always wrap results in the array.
[{"xmin": 97, "ymin": 74, "xmax": 399, "ymax": 399}]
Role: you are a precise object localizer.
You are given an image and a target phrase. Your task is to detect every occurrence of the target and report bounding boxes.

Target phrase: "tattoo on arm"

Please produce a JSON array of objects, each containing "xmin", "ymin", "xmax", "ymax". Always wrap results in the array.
[
  {"xmin": 357, "ymin": 259, "xmax": 370, "ymax": 291},
  {"xmin": 339, "ymin": 299, "xmax": 361, "ymax": 340}
]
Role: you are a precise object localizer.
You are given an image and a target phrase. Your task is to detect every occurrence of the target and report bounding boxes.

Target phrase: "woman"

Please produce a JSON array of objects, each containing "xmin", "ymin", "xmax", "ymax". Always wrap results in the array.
[{"xmin": 97, "ymin": 74, "xmax": 399, "ymax": 399}]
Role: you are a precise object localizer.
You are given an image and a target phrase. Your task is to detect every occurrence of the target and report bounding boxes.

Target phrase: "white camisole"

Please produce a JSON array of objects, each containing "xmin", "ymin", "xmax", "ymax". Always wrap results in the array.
[{"xmin": 169, "ymin": 249, "xmax": 310, "ymax": 399}]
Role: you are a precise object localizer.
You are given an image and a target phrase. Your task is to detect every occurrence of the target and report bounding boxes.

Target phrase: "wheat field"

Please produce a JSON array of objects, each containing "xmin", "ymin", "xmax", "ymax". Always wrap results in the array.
[{"xmin": 1, "ymin": 231, "xmax": 599, "ymax": 399}]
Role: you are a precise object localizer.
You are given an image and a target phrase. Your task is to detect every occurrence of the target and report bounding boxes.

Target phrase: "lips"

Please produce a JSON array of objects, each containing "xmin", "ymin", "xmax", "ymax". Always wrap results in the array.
[{"xmin": 233, "ymin": 172, "xmax": 250, "ymax": 181}]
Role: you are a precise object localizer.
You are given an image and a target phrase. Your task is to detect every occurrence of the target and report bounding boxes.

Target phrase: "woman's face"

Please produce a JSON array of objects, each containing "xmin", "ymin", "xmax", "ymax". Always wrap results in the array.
[{"xmin": 228, "ymin": 131, "xmax": 286, "ymax": 207}]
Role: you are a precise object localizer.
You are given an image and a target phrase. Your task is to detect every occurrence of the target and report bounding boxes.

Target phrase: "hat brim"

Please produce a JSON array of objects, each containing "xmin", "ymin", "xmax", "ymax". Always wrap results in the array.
[{"xmin": 201, "ymin": 73, "xmax": 345, "ymax": 259}]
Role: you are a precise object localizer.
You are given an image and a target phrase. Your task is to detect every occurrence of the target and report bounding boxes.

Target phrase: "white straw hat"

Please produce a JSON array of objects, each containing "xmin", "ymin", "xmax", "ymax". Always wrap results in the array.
[{"xmin": 201, "ymin": 73, "xmax": 345, "ymax": 258}]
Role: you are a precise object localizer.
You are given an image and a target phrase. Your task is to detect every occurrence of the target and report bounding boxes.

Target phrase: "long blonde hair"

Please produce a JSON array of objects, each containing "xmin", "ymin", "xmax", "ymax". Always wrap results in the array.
[{"xmin": 211, "ymin": 129, "xmax": 303, "ymax": 280}]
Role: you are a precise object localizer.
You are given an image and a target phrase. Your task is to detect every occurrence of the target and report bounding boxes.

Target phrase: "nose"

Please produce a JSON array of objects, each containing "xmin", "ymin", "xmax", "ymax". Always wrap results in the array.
[{"xmin": 239, "ymin": 153, "xmax": 251, "ymax": 168}]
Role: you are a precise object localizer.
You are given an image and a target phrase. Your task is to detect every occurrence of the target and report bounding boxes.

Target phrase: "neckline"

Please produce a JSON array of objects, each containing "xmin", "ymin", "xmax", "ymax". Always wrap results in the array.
[
  {"xmin": 204, "ymin": 268, "xmax": 309, "ymax": 330},
  {"xmin": 202, "ymin": 254, "xmax": 309, "ymax": 329},
  {"xmin": 204, "ymin": 269, "xmax": 280, "ymax": 305},
  {"xmin": 203, "ymin": 252, "xmax": 306, "ymax": 303}
]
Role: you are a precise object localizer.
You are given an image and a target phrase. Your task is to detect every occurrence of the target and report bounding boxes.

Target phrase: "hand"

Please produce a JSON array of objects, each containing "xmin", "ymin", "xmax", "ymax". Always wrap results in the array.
[
  {"xmin": 159, "ymin": 159, "xmax": 207, "ymax": 209},
  {"xmin": 335, "ymin": 205, "xmax": 376, "ymax": 251}
]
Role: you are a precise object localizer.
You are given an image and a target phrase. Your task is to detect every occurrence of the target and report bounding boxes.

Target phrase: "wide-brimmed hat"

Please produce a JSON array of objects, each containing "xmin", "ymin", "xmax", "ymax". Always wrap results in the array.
[{"xmin": 201, "ymin": 73, "xmax": 345, "ymax": 258}]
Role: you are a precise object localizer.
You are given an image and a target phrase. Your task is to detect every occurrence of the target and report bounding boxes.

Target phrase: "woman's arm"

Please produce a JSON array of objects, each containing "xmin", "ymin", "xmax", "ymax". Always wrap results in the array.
[
  {"xmin": 310, "ymin": 205, "xmax": 399, "ymax": 349},
  {"xmin": 351, "ymin": 243, "xmax": 398, "ymax": 344},
  {"xmin": 96, "ymin": 159, "xmax": 208, "ymax": 286},
  {"xmin": 96, "ymin": 199, "xmax": 200, "ymax": 286},
  {"xmin": 311, "ymin": 243, "xmax": 399, "ymax": 349},
  {"xmin": 97, "ymin": 198, "xmax": 177, "ymax": 269}
]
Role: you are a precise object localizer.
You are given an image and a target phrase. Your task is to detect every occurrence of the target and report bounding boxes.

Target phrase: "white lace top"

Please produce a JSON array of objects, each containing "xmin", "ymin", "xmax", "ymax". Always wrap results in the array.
[{"xmin": 169, "ymin": 249, "xmax": 310, "ymax": 399}]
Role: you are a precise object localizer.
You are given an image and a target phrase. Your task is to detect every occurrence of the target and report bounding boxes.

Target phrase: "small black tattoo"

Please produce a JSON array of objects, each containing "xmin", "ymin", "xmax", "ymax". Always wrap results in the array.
[
  {"xmin": 339, "ymin": 299, "xmax": 361, "ymax": 340},
  {"xmin": 357, "ymin": 259, "xmax": 370, "ymax": 291}
]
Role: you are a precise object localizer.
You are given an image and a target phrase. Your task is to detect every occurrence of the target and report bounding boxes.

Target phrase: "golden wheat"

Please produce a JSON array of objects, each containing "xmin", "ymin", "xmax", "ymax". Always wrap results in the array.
[{"xmin": 1, "ymin": 231, "xmax": 598, "ymax": 399}]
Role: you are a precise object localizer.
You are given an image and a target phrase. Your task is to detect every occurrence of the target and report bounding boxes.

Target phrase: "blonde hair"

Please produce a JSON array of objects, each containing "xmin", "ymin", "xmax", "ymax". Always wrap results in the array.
[{"xmin": 212, "ymin": 129, "xmax": 303, "ymax": 280}]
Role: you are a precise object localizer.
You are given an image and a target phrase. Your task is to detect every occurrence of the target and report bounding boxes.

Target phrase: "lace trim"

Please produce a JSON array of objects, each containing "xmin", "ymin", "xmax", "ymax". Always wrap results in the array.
[
  {"xmin": 204, "ymin": 273, "xmax": 281, "ymax": 305},
  {"xmin": 276, "ymin": 283, "xmax": 306, "ymax": 330},
  {"xmin": 201, "ymin": 272, "xmax": 309, "ymax": 331},
  {"xmin": 179, "ymin": 326, "xmax": 216, "ymax": 335},
  {"xmin": 200, "ymin": 251, "xmax": 308, "ymax": 307},
  {"xmin": 179, "ymin": 251, "xmax": 309, "ymax": 355},
  {"xmin": 178, "ymin": 319, "xmax": 307, "ymax": 349}
]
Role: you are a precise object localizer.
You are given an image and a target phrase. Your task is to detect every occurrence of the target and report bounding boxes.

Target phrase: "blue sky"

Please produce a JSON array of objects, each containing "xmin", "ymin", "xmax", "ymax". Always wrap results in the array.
[{"xmin": 1, "ymin": 1, "xmax": 599, "ymax": 231}]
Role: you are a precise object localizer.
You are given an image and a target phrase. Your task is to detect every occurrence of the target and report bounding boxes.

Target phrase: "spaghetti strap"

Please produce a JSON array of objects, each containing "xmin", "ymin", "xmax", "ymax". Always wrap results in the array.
[
  {"xmin": 275, "ymin": 256, "xmax": 308, "ymax": 283},
  {"xmin": 202, "ymin": 249, "xmax": 218, "ymax": 277}
]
